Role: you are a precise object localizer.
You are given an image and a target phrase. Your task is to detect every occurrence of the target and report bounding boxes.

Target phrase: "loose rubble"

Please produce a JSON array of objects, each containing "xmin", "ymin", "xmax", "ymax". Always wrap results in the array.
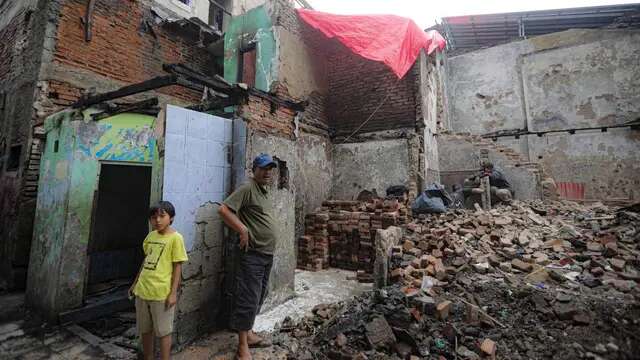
[{"xmin": 278, "ymin": 200, "xmax": 640, "ymax": 359}]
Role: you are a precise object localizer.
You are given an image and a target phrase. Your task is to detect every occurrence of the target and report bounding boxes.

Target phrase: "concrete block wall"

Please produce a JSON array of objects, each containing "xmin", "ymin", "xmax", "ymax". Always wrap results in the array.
[
  {"xmin": 175, "ymin": 202, "xmax": 225, "ymax": 345},
  {"xmin": 443, "ymin": 29, "xmax": 640, "ymax": 202}
]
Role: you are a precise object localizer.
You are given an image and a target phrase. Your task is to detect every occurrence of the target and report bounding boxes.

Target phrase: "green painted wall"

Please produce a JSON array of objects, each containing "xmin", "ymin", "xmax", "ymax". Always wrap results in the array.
[
  {"xmin": 27, "ymin": 110, "xmax": 159, "ymax": 317},
  {"xmin": 224, "ymin": 5, "xmax": 277, "ymax": 92}
]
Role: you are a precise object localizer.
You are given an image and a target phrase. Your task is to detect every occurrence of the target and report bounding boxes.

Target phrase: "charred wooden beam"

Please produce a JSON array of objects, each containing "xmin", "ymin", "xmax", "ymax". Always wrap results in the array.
[
  {"xmin": 187, "ymin": 96, "xmax": 239, "ymax": 112},
  {"xmin": 91, "ymin": 98, "xmax": 160, "ymax": 121},
  {"xmin": 164, "ymin": 63, "xmax": 238, "ymax": 95},
  {"xmin": 72, "ymin": 75, "xmax": 178, "ymax": 108},
  {"xmin": 247, "ymin": 88, "xmax": 307, "ymax": 112}
]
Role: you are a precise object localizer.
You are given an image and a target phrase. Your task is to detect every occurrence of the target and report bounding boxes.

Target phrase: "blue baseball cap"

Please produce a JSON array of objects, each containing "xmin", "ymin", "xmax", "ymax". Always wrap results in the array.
[{"xmin": 253, "ymin": 153, "xmax": 277, "ymax": 169}]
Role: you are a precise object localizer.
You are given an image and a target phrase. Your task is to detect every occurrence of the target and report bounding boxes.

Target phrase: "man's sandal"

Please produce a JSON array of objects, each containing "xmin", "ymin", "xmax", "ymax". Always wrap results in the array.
[{"xmin": 248, "ymin": 338, "xmax": 272, "ymax": 348}]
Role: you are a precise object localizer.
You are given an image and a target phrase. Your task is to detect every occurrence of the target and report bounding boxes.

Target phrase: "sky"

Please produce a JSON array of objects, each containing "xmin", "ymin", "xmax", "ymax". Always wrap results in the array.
[{"xmin": 305, "ymin": 0, "xmax": 640, "ymax": 28}]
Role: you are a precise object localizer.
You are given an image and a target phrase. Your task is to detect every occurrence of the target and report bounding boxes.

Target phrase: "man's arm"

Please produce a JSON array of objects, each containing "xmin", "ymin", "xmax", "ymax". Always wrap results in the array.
[
  {"xmin": 218, "ymin": 204, "xmax": 250, "ymax": 250},
  {"xmin": 165, "ymin": 262, "xmax": 182, "ymax": 309}
]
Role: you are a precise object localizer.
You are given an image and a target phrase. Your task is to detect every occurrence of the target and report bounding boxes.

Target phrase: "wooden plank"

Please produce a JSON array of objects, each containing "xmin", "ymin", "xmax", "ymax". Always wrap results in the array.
[{"xmin": 59, "ymin": 289, "xmax": 133, "ymax": 325}]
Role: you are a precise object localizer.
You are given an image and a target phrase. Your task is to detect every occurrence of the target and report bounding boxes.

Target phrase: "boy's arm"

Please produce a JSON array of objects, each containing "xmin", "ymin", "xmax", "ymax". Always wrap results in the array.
[
  {"xmin": 218, "ymin": 204, "xmax": 250, "ymax": 250},
  {"xmin": 128, "ymin": 263, "xmax": 144, "ymax": 298},
  {"xmin": 165, "ymin": 262, "xmax": 182, "ymax": 309}
]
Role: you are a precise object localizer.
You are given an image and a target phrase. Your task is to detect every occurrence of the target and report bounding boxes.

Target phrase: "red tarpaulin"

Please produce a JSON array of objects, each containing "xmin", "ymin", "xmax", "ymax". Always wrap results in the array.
[{"xmin": 297, "ymin": 9, "xmax": 446, "ymax": 79}]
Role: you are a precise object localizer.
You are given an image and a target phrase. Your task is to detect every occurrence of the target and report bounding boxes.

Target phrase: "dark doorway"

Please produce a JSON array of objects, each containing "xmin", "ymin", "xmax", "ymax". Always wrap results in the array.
[{"xmin": 87, "ymin": 163, "xmax": 151, "ymax": 294}]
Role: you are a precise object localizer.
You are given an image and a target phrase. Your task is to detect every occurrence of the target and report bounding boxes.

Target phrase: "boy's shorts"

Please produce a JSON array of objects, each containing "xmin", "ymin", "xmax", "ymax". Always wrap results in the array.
[{"xmin": 135, "ymin": 297, "xmax": 175, "ymax": 337}]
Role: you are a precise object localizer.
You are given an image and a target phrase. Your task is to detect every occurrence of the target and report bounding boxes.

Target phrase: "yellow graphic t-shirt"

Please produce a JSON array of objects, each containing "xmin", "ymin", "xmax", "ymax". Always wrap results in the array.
[{"xmin": 134, "ymin": 230, "xmax": 188, "ymax": 301}]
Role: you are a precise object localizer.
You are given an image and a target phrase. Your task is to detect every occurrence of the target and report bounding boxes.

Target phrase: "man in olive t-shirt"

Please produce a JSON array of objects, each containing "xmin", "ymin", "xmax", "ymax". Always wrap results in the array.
[{"xmin": 218, "ymin": 153, "xmax": 278, "ymax": 360}]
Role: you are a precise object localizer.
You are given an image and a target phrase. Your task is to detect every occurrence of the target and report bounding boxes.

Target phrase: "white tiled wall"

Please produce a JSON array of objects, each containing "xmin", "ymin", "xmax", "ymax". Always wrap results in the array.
[{"xmin": 163, "ymin": 105, "xmax": 232, "ymax": 251}]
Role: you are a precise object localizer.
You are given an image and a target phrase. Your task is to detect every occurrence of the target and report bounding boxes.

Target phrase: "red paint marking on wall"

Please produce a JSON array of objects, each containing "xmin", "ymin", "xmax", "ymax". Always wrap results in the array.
[{"xmin": 557, "ymin": 182, "xmax": 585, "ymax": 200}]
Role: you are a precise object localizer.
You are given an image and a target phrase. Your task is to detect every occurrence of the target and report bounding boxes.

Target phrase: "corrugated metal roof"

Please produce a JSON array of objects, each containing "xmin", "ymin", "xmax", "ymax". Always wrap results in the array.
[{"xmin": 437, "ymin": 3, "xmax": 640, "ymax": 50}]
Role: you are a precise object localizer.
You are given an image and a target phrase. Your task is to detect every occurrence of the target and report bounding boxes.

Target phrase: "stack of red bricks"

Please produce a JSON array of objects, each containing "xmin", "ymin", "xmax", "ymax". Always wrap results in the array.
[
  {"xmin": 297, "ymin": 199, "xmax": 410, "ymax": 279},
  {"xmin": 298, "ymin": 212, "xmax": 330, "ymax": 271}
]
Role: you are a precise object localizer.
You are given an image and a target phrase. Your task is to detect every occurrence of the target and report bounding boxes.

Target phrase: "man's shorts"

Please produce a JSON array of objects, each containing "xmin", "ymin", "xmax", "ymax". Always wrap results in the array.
[{"xmin": 135, "ymin": 297, "xmax": 175, "ymax": 337}]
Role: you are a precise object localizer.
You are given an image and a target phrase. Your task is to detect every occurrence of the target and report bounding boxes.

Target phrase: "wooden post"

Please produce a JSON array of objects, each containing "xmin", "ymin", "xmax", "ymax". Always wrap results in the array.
[{"xmin": 480, "ymin": 149, "xmax": 491, "ymax": 210}]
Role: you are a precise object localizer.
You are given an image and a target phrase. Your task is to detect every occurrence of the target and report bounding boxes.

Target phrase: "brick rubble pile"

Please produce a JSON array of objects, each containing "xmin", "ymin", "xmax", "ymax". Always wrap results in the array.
[{"xmin": 278, "ymin": 200, "xmax": 640, "ymax": 360}]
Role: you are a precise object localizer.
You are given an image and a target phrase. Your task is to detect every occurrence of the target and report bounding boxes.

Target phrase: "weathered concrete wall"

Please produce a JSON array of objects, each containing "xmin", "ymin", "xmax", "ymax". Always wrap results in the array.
[
  {"xmin": 274, "ymin": 26, "xmax": 328, "ymax": 100},
  {"xmin": 522, "ymin": 30, "xmax": 640, "ymax": 130},
  {"xmin": 447, "ymin": 41, "xmax": 532, "ymax": 134},
  {"xmin": 294, "ymin": 133, "xmax": 332, "ymax": 238},
  {"xmin": 529, "ymin": 129, "xmax": 640, "ymax": 200},
  {"xmin": 444, "ymin": 29, "xmax": 640, "ymax": 201},
  {"xmin": 332, "ymin": 138, "xmax": 411, "ymax": 200},
  {"xmin": 27, "ymin": 111, "xmax": 157, "ymax": 319}
]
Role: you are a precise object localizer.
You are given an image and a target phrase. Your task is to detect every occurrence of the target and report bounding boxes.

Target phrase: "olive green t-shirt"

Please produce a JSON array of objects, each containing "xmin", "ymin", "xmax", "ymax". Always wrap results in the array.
[{"xmin": 223, "ymin": 178, "xmax": 277, "ymax": 255}]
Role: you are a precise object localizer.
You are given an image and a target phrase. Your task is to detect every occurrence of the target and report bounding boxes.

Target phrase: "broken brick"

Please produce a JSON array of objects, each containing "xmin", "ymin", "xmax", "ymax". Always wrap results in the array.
[
  {"xmin": 610, "ymin": 258, "xmax": 626, "ymax": 271},
  {"xmin": 587, "ymin": 242, "xmax": 603, "ymax": 252},
  {"xmin": 511, "ymin": 258, "xmax": 532, "ymax": 272},
  {"xmin": 403, "ymin": 240, "xmax": 415, "ymax": 252},
  {"xmin": 436, "ymin": 300, "xmax": 452, "ymax": 320},
  {"xmin": 603, "ymin": 242, "xmax": 618, "ymax": 257},
  {"xmin": 480, "ymin": 339, "xmax": 497, "ymax": 359}
]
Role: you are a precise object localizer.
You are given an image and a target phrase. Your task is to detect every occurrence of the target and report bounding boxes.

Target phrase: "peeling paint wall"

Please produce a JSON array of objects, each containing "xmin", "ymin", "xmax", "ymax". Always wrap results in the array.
[
  {"xmin": 224, "ymin": 5, "xmax": 277, "ymax": 92},
  {"xmin": 27, "ymin": 111, "xmax": 157, "ymax": 319},
  {"xmin": 444, "ymin": 29, "xmax": 640, "ymax": 201}
]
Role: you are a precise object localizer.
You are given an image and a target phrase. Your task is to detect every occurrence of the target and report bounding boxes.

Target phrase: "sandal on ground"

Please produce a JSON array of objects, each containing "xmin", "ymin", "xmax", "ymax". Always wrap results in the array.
[{"xmin": 248, "ymin": 338, "xmax": 272, "ymax": 348}]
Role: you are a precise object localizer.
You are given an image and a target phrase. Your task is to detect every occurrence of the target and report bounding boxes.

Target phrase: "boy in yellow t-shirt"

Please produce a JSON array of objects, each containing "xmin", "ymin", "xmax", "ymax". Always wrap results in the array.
[{"xmin": 129, "ymin": 201, "xmax": 188, "ymax": 360}]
